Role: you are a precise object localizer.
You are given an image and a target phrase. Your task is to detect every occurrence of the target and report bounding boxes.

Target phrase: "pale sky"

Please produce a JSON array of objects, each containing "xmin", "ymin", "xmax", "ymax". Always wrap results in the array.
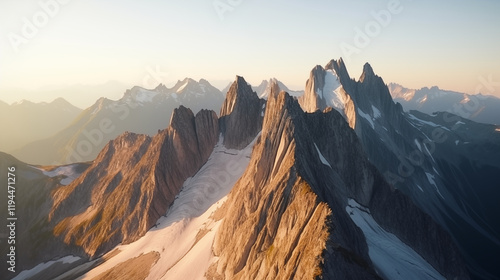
[{"xmin": 1, "ymin": 0, "xmax": 499, "ymax": 108}]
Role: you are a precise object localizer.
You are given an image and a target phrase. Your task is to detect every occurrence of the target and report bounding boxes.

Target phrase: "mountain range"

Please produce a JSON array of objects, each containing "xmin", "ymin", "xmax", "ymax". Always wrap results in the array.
[
  {"xmin": 389, "ymin": 83, "xmax": 500, "ymax": 125},
  {"xmin": 8, "ymin": 78, "xmax": 224, "ymax": 165},
  {"xmin": 0, "ymin": 98, "xmax": 82, "ymax": 152},
  {"xmin": 1, "ymin": 59, "xmax": 499, "ymax": 280}
]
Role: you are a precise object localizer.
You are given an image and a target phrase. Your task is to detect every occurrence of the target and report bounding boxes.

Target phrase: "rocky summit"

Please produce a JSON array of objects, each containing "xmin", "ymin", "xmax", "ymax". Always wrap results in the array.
[
  {"xmin": 6, "ymin": 58, "xmax": 500, "ymax": 280},
  {"xmin": 211, "ymin": 86, "xmax": 468, "ymax": 279},
  {"xmin": 49, "ymin": 106, "xmax": 219, "ymax": 257},
  {"xmin": 219, "ymin": 76, "xmax": 266, "ymax": 150}
]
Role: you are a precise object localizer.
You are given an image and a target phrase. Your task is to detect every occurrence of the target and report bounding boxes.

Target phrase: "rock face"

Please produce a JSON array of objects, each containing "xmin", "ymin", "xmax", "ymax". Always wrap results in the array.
[
  {"xmin": 219, "ymin": 76, "xmax": 265, "ymax": 149},
  {"xmin": 211, "ymin": 88, "xmax": 469, "ymax": 279},
  {"xmin": 49, "ymin": 106, "xmax": 219, "ymax": 257},
  {"xmin": 299, "ymin": 58, "xmax": 357, "ymax": 128},
  {"xmin": 299, "ymin": 65, "xmax": 327, "ymax": 112},
  {"xmin": 211, "ymin": 90, "xmax": 378, "ymax": 279},
  {"xmin": 346, "ymin": 61, "xmax": 500, "ymax": 279},
  {"xmin": 300, "ymin": 58, "xmax": 498, "ymax": 278}
]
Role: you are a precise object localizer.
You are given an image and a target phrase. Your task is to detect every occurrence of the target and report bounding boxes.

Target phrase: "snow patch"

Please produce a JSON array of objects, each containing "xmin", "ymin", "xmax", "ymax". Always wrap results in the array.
[
  {"xmin": 372, "ymin": 105, "xmax": 382, "ymax": 119},
  {"xmin": 418, "ymin": 95, "xmax": 428, "ymax": 104},
  {"xmin": 90, "ymin": 106, "xmax": 99, "ymax": 115},
  {"xmin": 407, "ymin": 114, "xmax": 450, "ymax": 131},
  {"xmin": 414, "ymin": 139, "xmax": 422, "ymax": 152},
  {"xmin": 426, "ymin": 172, "xmax": 444, "ymax": 199},
  {"xmin": 358, "ymin": 108, "xmax": 375, "ymax": 129},
  {"xmin": 135, "ymin": 88, "xmax": 158, "ymax": 103},
  {"xmin": 13, "ymin": 256, "xmax": 81, "ymax": 280},
  {"xmin": 176, "ymin": 81, "xmax": 189, "ymax": 93},
  {"xmin": 34, "ymin": 164, "xmax": 82, "ymax": 186},
  {"xmin": 80, "ymin": 136, "xmax": 255, "ymax": 280},
  {"xmin": 314, "ymin": 143, "xmax": 331, "ymax": 168},
  {"xmin": 346, "ymin": 199, "xmax": 444, "ymax": 280},
  {"xmin": 322, "ymin": 70, "xmax": 345, "ymax": 112}
]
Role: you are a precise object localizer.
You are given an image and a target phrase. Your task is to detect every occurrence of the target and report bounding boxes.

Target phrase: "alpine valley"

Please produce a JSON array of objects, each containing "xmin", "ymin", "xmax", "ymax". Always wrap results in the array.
[{"xmin": 1, "ymin": 58, "xmax": 499, "ymax": 280}]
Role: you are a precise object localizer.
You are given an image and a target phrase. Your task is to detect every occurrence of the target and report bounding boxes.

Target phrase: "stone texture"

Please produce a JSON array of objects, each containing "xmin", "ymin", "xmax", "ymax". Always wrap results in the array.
[
  {"xmin": 49, "ymin": 106, "xmax": 219, "ymax": 257},
  {"xmin": 211, "ymin": 91, "xmax": 380, "ymax": 280},
  {"xmin": 219, "ymin": 76, "xmax": 265, "ymax": 149},
  {"xmin": 213, "ymin": 86, "xmax": 469, "ymax": 279},
  {"xmin": 298, "ymin": 59, "xmax": 471, "ymax": 279}
]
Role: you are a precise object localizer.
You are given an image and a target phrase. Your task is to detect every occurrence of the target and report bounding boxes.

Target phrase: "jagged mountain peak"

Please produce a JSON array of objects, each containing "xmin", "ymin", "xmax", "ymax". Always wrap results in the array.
[
  {"xmin": 325, "ymin": 57, "xmax": 350, "ymax": 81},
  {"xmin": 214, "ymin": 82, "xmax": 467, "ymax": 279},
  {"xmin": 169, "ymin": 105, "xmax": 194, "ymax": 133},
  {"xmin": 267, "ymin": 78, "xmax": 281, "ymax": 100},
  {"xmin": 360, "ymin": 62, "xmax": 375, "ymax": 82},
  {"xmin": 154, "ymin": 83, "xmax": 168, "ymax": 92},
  {"xmin": 47, "ymin": 103, "xmax": 219, "ymax": 258},
  {"xmin": 311, "ymin": 64, "xmax": 326, "ymax": 78},
  {"xmin": 234, "ymin": 75, "xmax": 253, "ymax": 91},
  {"xmin": 220, "ymin": 76, "xmax": 260, "ymax": 116},
  {"xmin": 263, "ymin": 89, "xmax": 298, "ymax": 130},
  {"xmin": 220, "ymin": 75, "xmax": 264, "ymax": 149}
]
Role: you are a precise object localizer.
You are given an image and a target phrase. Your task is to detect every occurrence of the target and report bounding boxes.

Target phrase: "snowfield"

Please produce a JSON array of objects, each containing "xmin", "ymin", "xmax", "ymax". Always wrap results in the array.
[
  {"xmin": 322, "ymin": 69, "xmax": 345, "ymax": 112},
  {"xmin": 357, "ymin": 108, "xmax": 375, "ymax": 129},
  {"xmin": 346, "ymin": 199, "xmax": 445, "ymax": 280},
  {"xmin": 78, "ymin": 136, "xmax": 254, "ymax": 280},
  {"xmin": 31, "ymin": 164, "xmax": 83, "ymax": 185}
]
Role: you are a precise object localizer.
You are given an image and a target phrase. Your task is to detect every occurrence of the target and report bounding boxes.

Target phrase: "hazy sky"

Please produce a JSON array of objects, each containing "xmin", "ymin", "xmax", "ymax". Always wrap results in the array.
[{"xmin": 1, "ymin": 0, "xmax": 499, "ymax": 108}]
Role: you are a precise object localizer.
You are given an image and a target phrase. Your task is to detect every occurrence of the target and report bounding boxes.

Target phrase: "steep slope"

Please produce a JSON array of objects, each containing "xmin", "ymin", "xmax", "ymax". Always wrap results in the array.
[
  {"xmin": 355, "ymin": 64, "xmax": 500, "ymax": 279},
  {"xmin": 302, "ymin": 58, "xmax": 500, "ymax": 279},
  {"xmin": 11, "ymin": 79, "xmax": 224, "ymax": 165},
  {"xmin": 299, "ymin": 59, "xmax": 357, "ymax": 128},
  {"xmin": 48, "ymin": 106, "xmax": 219, "ymax": 258},
  {"xmin": 0, "ymin": 152, "xmax": 90, "ymax": 278},
  {"xmin": 69, "ymin": 137, "xmax": 255, "ymax": 280},
  {"xmin": 219, "ymin": 76, "xmax": 265, "ymax": 149},
  {"xmin": 0, "ymin": 98, "xmax": 82, "ymax": 152},
  {"xmin": 211, "ymin": 88, "xmax": 468, "ymax": 279},
  {"xmin": 389, "ymin": 83, "xmax": 500, "ymax": 125}
]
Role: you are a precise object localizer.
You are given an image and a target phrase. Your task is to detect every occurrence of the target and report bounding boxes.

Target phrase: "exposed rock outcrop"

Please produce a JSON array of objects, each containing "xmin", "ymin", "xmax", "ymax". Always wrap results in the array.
[
  {"xmin": 211, "ymin": 90, "xmax": 379, "ymax": 279},
  {"xmin": 299, "ymin": 58, "xmax": 473, "ymax": 279},
  {"xmin": 299, "ymin": 65, "xmax": 327, "ymax": 112},
  {"xmin": 212, "ymin": 87, "xmax": 469, "ymax": 279},
  {"xmin": 299, "ymin": 59, "xmax": 358, "ymax": 128},
  {"xmin": 219, "ymin": 76, "xmax": 265, "ymax": 149},
  {"xmin": 49, "ymin": 106, "xmax": 219, "ymax": 257}
]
